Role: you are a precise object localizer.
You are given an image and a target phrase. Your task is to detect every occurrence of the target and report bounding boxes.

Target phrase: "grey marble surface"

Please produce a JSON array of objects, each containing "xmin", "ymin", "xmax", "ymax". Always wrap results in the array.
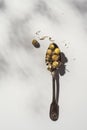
[{"xmin": 0, "ymin": 0, "xmax": 87, "ymax": 129}]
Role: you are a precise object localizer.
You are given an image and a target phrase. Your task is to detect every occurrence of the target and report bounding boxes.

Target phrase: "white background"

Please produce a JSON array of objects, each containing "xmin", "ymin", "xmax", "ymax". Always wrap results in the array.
[{"xmin": 0, "ymin": 0, "xmax": 87, "ymax": 129}]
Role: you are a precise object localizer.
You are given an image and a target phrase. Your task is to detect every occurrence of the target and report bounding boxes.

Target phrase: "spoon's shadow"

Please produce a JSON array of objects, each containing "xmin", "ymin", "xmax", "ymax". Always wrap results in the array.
[
  {"xmin": 56, "ymin": 52, "xmax": 68, "ymax": 101},
  {"xmin": 50, "ymin": 52, "xmax": 68, "ymax": 121}
]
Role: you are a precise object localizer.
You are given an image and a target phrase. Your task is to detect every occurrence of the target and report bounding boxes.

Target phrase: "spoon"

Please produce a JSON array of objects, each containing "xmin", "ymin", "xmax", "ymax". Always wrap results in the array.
[{"xmin": 45, "ymin": 43, "xmax": 61, "ymax": 121}]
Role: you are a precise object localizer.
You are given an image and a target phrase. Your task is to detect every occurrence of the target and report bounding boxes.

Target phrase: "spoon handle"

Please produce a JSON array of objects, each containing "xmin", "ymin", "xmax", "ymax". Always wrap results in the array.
[
  {"xmin": 49, "ymin": 77, "xmax": 59, "ymax": 121},
  {"xmin": 52, "ymin": 77, "xmax": 56, "ymax": 101}
]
